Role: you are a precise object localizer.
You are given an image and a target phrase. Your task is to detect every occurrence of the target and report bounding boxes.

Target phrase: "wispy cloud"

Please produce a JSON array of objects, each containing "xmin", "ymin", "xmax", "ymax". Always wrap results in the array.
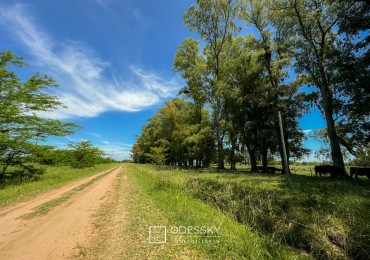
[
  {"xmin": 302, "ymin": 129, "xmax": 312, "ymax": 134},
  {"xmin": 97, "ymin": 140, "xmax": 133, "ymax": 160},
  {"xmin": 0, "ymin": 4, "xmax": 179, "ymax": 119},
  {"xmin": 94, "ymin": 0, "xmax": 149, "ymax": 28},
  {"xmin": 66, "ymin": 136, "xmax": 88, "ymax": 143},
  {"xmin": 131, "ymin": 9, "xmax": 149, "ymax": 28}
]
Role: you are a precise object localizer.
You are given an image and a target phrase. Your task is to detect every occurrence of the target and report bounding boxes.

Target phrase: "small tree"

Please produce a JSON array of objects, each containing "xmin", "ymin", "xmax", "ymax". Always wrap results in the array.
[{"xmin": 68, "ymin": 141, "xmax": 104, "ymax": 168}]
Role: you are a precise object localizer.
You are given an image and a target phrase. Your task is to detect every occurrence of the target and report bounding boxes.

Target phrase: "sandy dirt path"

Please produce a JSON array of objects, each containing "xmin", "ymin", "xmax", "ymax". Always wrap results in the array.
[{"xmin": 0, "ymin": 165, "xmax": 122, "ymax": 260}]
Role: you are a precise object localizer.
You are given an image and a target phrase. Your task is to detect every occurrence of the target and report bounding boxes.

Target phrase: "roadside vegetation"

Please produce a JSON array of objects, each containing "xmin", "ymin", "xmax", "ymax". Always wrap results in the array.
[
  {"xmin": 81, "ymin": 166, "xmax": 203, "ymax": 259},
  {"xmin": 126, "ymin": 164, "xmax": 370, "ymax": 259},
  {"xmin": 0, "ymin": 163, "xmax": 119, "ymax": 207},
  {"xmin": 84, "ymin": 164, "xmax": 308, "ymax": 259}
]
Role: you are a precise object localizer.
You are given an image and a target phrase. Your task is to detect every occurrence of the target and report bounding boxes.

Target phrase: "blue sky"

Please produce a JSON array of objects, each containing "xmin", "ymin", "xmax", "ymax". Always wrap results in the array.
[{"xmin": 0, "ymin": 0, "xmax": 326, "ymax": 161}]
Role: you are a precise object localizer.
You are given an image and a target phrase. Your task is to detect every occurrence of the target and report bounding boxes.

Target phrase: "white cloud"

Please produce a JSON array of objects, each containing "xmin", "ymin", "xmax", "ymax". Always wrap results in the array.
[
  {"xmin": 302, "ymin": 129, "xmax": 312, "ymax": 134},
  {"xmin": 0, "ymin": 4, "xmax": 179, "ymax": 119}
]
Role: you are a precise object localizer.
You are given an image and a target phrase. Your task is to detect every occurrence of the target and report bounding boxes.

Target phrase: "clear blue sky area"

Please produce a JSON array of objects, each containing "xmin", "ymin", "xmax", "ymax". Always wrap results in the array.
[{"xmin": 0, "ymin": 0, "xmax": 326, "ymax": 160}]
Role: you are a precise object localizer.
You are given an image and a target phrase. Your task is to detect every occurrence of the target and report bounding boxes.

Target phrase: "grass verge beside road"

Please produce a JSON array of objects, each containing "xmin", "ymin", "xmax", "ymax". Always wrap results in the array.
[
  {"xmin": 81, "ymin": 165, "xmax": 203, "ymax": 259},
  {"xmin": 118, "ymin": 165, "xmax": 310, "ymax": 259},
  {"xmin": 0, "ymin": 163, "xmax": 120, "ymax": 208},
  {"xmin": 124, "ymin": 164, "xmax": 370, "ymax": 259}
]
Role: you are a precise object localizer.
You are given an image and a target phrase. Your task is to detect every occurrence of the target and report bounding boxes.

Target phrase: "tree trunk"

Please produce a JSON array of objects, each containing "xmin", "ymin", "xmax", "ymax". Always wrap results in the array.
[
  {"xmin": 216, "ymin": 129, "xmax": 225, "ymax": 170},
  {"xmin": 261, "ymin": 144, "xmax": 268, "ymax": 172},
  {"xmin": 247, "ymin": 147, "xmax": 258, "ymax": 172},
  {"xmin": 321, "ymin": 87, "xmax": 347, "ymax": 176},
  {"xmin": 230, "ymin": 147, "xmax": 236, "ymax": 171}
]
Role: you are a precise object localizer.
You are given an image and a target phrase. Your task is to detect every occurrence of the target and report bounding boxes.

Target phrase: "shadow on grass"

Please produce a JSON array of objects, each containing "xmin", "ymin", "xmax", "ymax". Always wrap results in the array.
[{"xmin": 180, "ymin": 169, "xmax": 370, "ymax": 259}]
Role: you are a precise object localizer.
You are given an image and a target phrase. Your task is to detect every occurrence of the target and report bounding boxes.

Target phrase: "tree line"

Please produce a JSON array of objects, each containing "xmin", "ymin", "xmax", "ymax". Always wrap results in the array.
[
  {"xmin": 0, "ymin": 51, "xmax": 113, "ymax": 185},
  {"xmin": 132, "ymin": 0, "xmax": 369, "ymax": 175}
]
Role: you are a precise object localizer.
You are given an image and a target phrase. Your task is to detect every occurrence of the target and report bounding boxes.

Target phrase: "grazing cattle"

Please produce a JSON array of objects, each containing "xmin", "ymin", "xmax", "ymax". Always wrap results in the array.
[
  {"xmin": 314, "ymin": 165, "xmax": 331, "ymax": 177},
  {"xmin": 314, "ymin": 165, "xmax": 345, "ymax": 178},
  {"xmin": 350, "ymin": 167, "xmax": 370, "ymax": 181}
]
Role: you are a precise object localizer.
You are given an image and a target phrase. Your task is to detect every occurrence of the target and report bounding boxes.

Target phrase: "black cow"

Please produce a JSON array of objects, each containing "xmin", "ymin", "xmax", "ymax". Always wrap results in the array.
[
  {"xmin": 314, "ymin": 165, "xmax": 345, "ymax": 178},
  {"xmin": 350, "ymin": 167, "xmax": 370, "ymax": 181}
]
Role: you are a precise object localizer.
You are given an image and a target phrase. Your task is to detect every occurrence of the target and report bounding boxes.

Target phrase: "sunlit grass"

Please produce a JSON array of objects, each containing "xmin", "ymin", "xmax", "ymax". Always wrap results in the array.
[
  {"xmin": 127, "ymin": 164, "xmax": 309, "ymax": 259},
  {"xmin": 127, "ymin": 164, "xmax": 370, "ymax": 259}
]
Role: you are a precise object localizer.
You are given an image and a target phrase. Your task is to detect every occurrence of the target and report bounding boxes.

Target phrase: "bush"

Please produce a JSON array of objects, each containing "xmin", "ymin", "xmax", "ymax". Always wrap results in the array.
[{"xmin": 0, "ymin": 164, "xmax": 45, "ymax": 187}]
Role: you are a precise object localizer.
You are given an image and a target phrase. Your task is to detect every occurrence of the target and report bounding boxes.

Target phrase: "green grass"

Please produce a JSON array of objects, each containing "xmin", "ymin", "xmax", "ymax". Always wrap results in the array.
[
  {"xmin": 0, "ymin": 163, "xmax": 120, "ymax": 208},
  {"xmin": 126, "ymin": 164, "xmax": 310, "ymax": 259},
  {"xmin": 127, "ymin": 164, "xmax": 370, "ymax": 259},
  {"xmin": 80, "ymin": 165, "xmax": 203, "ymax": 259}
]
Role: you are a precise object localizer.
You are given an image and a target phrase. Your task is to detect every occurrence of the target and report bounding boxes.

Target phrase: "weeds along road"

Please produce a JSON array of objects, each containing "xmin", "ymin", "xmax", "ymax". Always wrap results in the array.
[{"xmin": 0, "ymin": 165, "xmax": 122, "ymax": 260}]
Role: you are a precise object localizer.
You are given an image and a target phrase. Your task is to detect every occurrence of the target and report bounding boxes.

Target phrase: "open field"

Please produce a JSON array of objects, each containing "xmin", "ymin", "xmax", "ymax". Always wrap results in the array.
[{"xmin": 121, "ymin": 164, "xmax": 370, "ymax": 259}]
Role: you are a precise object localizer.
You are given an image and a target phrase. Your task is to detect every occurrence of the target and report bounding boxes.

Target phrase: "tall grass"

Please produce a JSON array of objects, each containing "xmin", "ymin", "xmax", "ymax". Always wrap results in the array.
[
  {"xmin": 127, "ymin": 164, "xmax": 309, "ymax": 259},
  {"xmin": 0, "ymin": 163, "xmax": 120, "ymax": 207},
  {"xmin": 128, "ymin": 164, "xmax": 370, "ymax": 259}
]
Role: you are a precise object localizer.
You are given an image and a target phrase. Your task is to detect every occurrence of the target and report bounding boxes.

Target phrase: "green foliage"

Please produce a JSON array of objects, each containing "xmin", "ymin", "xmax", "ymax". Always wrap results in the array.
[
  {"xmin": 267, "ymin": 0, "xmax": 369, "ymax": 170},
  {"xmin": 35, "ymin": 147, "xmax": 74, "ymax": 166},
  {"xmin": 68, "ymin": 141, "xmax": 105, "ymax": 168},
  {"xmin": 0, "ymin": 164, "xmax": 45, "ymax": 187},
  {"xmin": 135, "ymin": 0, "xmax": 368, "ymax": 175},
  {"xmin": 349, "ymin": 146, "xmax": 370, "ymax": 167},
  {"xmin": 132, "ymin": 98, "xmax": 215, "ymax": 167},
  {"xmin": 0, "ymin": 51, "xmax": 80, "ymax": 182},
  {"xmin": 145, "ymin": 146, "xmax": 168, "ymax": 165}
]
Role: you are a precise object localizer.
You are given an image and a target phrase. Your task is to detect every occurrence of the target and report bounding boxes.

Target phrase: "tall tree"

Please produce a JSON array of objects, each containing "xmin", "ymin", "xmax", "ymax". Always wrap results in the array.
[
  {"xmin": 174, "ymin": 38, "xmax": 208, "ymax": 125},
  {"xmin": 330, "ymin": 0, "xmax": 370, "ymax": 157},
  {"xmin": 221, "ymin": 36, "xmax": 268, "ymax": 172},
  {"xmin": 0, "ymin": 51, "xmax": 79, "ymax": 179},
  {"xmin": 270, "ymin": 0, "xmax": 348, "ymax": 175},
  {"xmin": 239, "ymin": 0, "xmax": 311, "ymax": 175},
  {"xmin": 131, "ymin": 98, "xmax": 215, "ymax": 167},
  {"xmin": 184, "ymin": 0, "xmax": 239, "ymax": 169}
]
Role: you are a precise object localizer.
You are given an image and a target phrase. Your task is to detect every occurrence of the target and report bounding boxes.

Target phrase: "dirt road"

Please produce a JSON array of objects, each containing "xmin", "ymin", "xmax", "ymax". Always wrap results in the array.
[{"xmin": 0, "ymin": 165, "xmax": 122, "ymax": 260}]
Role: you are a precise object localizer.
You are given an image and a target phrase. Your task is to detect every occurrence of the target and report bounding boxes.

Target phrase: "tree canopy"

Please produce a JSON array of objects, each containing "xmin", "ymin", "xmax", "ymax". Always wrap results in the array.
[
  {"xmin": 132, "ymin": 0, "xmax": 369, "ymax": 174},
  {"xmin": 0, "ymin": 51, "xmax": 80, "ymax": 182}
]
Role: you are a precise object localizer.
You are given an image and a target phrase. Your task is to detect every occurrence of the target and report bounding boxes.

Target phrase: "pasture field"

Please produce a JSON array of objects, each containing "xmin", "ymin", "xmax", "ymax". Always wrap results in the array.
[
  {"xmin": 0, "ymin": 163, "xmax": 120, "ymax": 207},
  {"xmin": 126, "ymin": 164, "xmax": 370, "ymax": 259}
]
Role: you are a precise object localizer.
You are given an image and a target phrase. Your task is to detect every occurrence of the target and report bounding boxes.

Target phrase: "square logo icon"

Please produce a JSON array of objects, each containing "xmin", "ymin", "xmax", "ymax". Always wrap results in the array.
[{"xmin": 149, "ymin": 226, "xmax": 167, "ymax": 244}]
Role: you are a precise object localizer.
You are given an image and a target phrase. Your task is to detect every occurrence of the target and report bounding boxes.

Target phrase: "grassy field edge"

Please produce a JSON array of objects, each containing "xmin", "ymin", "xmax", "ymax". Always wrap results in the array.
[
  {"xmin": 125, "ymin": 164, "xmax": 309, "ymax": 259},
  {"xmin": 0, "ymin": 163, "xmax": 120, "ymax": 208}
]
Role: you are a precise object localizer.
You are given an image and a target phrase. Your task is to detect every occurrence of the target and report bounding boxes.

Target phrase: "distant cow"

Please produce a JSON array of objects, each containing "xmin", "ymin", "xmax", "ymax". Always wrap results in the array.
[
  {"xmin": 350, "ymin": 167, "xmax": 370, "ymax": 181},
  {"xmin": 314, "ymin": 165, "xmax": 345, "ymax": 178}
]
